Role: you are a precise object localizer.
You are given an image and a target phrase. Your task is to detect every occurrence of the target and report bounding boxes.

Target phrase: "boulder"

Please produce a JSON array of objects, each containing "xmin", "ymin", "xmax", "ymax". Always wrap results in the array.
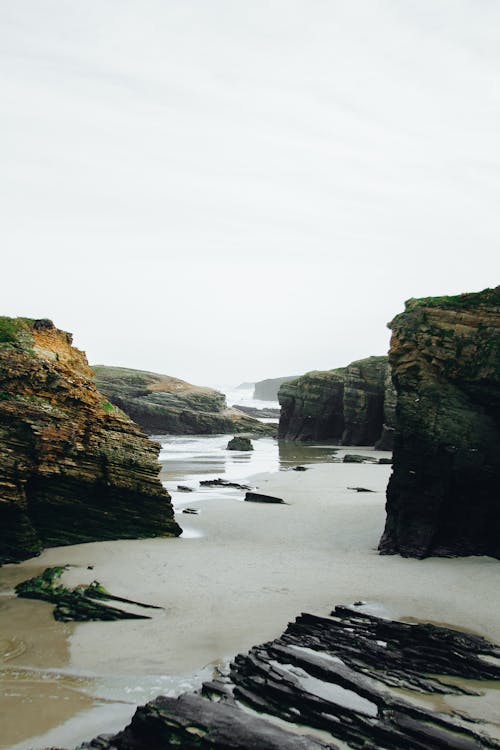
[
  {"xmin": 379, "ymin": 287, "xmax": 500, "ymax": 559},
  {"xmin": 227, "ymin": 436, "xmax": 253, "ymax": 451}
]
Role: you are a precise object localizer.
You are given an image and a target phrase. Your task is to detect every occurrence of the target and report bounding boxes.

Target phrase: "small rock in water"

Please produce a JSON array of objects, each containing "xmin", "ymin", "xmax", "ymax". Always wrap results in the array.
[
  {"xmin": 347, "ymin": 487, "xmax": 374, "ymax": 493},
  {"xmin": 343, "ymin": 454, "xmax": 367, "ymax": 463},
  {"xmin": 245, "ymin": 492, "xmax": 284, "ymax": 504},
  {"xmin": 182, "ymin": 508, "xmax": 199, "ymax": 515},
  {"xmin": 177, "ymin": 485, "xmax": 193, "ymax": 492},
  {"xmin": 378, "ymin": 457, "xmax": 392, "ymax": 465},
  {"xmin": 292, "ymin": 465, "xmax": 308, "ymax": 471},
  {"xmin": 227, "ymin": 436, "xmax": 254, "ymax": 451}
]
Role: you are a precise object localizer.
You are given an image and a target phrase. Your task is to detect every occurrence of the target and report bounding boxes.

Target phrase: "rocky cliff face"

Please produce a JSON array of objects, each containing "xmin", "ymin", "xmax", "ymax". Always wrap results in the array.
[
  {"xmin": 379, "ymin": 287, "xmax": 500, "ymax": 559},
  {"xmin": 0, "ymin": 318, "xmax": 181, "ymax": 565},
  {"xmin": 94, "ymin": 366, "xmax": 273, "ymax": 435},
  {"xmin": 278, "ymin": 356, "xmax": 394, "ymax": 446}
]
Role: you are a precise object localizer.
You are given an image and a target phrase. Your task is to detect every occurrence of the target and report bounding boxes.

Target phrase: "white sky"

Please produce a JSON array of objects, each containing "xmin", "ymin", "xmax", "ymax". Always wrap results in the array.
[{"xmin": 2, "ymin": 1, "xmax": 499, "ymax": 385}]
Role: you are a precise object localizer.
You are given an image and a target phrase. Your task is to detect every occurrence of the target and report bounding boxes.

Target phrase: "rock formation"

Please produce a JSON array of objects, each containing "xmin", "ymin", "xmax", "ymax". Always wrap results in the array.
[
  {"xmin": 80, "ymin": 605, "xmax": 500, "ymax": 750},
  {"xmin": 379, "ymin": 287, "xmax": 500, "ymax": 559},
  {"xmin": 0, "ymin": 318, "xmax": 181, "ymax": 565},
  {"xmin": 94, "ymin": 366, "xmax": 273, "ymax": 435},
  {"xmin": 278, "ymin": 356, "xmax": 395, "ymax": 446},
  {"xmin": 253, "ymin": 375, "xmax": 299, "ymax": 401}
]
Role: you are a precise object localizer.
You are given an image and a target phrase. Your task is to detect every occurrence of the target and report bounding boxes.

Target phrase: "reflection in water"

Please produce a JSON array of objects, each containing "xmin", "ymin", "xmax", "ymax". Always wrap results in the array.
[{"xmin": 157, "ymin": 434, "xmax": 342, "ymax": 516}]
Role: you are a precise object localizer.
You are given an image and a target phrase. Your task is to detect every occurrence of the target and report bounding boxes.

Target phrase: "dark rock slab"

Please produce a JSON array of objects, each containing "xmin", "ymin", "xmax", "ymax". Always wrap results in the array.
[
  {"xmin": 347, "ymin": 487, "xmax": 374, "ymax": 492},
  {"xmin": 177, "ymin": 485, "xmax": 193, "ymax": 492},
  {"xmin": 82, "ymin": 693, "xmax": 333, "ymax": 749},
  {"xmin": 78, "ymin": 605, "xmax": 500, "ymax": 750},
  {"xmin": 200, "ymin": 478, "xmax": 251, "ymax": 490},
  {"xmin": 244, "ymin": 492, "xmax": 285, "ymax": 504}
]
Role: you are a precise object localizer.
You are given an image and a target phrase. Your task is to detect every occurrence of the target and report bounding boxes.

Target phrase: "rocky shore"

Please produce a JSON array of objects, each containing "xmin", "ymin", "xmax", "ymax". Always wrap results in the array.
[
  {"xmin": 379, "ymin": 287, "xmax": 500, "ymax": 559},
  {"xmin": 0, "ymin": 318, "xmax": 181, "ymax": 564},
  {"xmin": 80, "ymin": 605, "xmax": 500, "ymax": 750},
  {"xmin": 94, "ymin": 366, "xmax": 274, "ymax": 435},
  {"xmin": 278, "ymin": 356, "xmax": 395, "ymax": 447}
]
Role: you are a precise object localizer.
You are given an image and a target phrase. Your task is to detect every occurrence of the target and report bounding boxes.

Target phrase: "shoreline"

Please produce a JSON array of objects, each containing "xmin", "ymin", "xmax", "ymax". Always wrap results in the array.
[{"xmin": 2, "ymin": 452, "xmax": 500, "ymax": 748}]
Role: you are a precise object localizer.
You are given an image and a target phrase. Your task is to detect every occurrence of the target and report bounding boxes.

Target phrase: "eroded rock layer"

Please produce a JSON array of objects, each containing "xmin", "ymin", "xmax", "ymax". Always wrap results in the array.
[
  {"xmin": 81, "ymin": 606, "xmax": 500, "ymax": 750},
  {"xmin": 278, "ymin": 356, "xmax": 395, "ymax": 446},
  {"xmin": 379, "ymin": 287, "xmax": 500, "ymax": 559},
  {"xmin": 94, "ymin": 366, "xmax": 273, "ymax": 435},
  {"xmin": 0, "ymin": 318, "xmax": 181, "ymax": 564}
]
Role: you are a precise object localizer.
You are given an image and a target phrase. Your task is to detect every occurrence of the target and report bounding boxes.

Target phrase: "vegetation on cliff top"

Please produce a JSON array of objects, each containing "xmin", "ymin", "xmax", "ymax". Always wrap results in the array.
[{"xmin": 404, "ymin": 286, "xmax": 500, "ymax": 312}]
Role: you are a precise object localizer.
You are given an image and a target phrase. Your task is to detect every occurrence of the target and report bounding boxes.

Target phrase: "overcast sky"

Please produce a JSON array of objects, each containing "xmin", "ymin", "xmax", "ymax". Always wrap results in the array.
[{"xmin": 2, "ymin": 1, "xmax": 499, "ymax": 385}]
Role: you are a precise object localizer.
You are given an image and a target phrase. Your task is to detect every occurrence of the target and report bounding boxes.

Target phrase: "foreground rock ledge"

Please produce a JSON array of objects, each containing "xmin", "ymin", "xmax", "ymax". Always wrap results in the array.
[
  {"xmin": 379, "ymin": 287, "xmax": 500, "ymax": 559},
  {"xmin": 0, "ymin": 317, "xmax": 181, "ymax": 564},
  {"xmin": 80, "ymin": 605, "xmax": 500, "ymax": 750}
]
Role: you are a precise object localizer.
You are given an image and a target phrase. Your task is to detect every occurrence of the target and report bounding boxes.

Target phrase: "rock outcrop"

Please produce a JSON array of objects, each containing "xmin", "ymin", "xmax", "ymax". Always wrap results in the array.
[
  {"xmin": 253, "ymin": 375, "xmax": 299, "ymax": 401},
  {"xmin": 0, "ymin": 318, "xmax": 181, "ymax": 564},
  {"xmin": 94, "ymin": 366, "xmax": 273, "ymax": 435},
  {"xmin": 80, "ymin": 605, "xmax": 500, "ymax": 750},
  {"xmin": 278, "ymin": 356, "xmax": 395, "ymax": 446},
  {"xmin": 379, "ymin": 287, "xmax": 500, "ymax": 559}
]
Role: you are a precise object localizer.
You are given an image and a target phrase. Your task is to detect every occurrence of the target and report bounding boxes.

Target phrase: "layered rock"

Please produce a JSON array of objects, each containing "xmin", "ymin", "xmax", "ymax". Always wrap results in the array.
[
  {"xmin": 0, "ymin": 318, "xmax": 181, "ymax": 565},
  {"xmin": 278, "ymin": 356, "xmax": 394, "ymax": 446},
  {"xmin": 379, "ymin": 287, "xmax": 500, "ymax": 559},
  {"xmin": 94, "ymin": 366, "xmax": 273, "ymax": 435},
  {"xmin": 253, "ymin": 375, "xmax": 299, "ymax": 401},
  {"xmin": 81, "ymin": 605, "xmax": 500, "ymax": 750}
]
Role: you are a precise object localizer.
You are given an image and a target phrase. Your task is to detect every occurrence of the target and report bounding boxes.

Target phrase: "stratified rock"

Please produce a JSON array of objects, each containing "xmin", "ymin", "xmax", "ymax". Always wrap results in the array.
[
  {"xmin": 379, "ymin": 287, "xmax": 500, "ymax": 559},
  {"xmin": 79, "ymin": 605, "xmax": 500, "ymax": 750},
  {"xmin": 342, "ymin": 357, "xmax": 388, "ymax": 444},
  {"xmin": 244, "ymin": 491, "xmax": 284, "ymax": 503},
  {"xmin": 94, "ymin": 366, "xmax": 274, "ymax": 436},
  {"xmin": 278, "ymin": 357, "xmax": 394, "ymax": 446},
  {"xmin": 254, "ymin": 375, "xmax": 299, "ymax": 401},
  {"xmin": 0, "ymin": 318, "xmax": 181, "ymax": 564},
  {"xmin": 343, "ymin": 454, "xmax": 367, "ymax": 463},
  {"xmin": 227, "ymin": 436, "xmax": 253, "ymax": 451},
  {"xmin": 279, "ymin": 369, "xmax": 345, "ymax": 441}
]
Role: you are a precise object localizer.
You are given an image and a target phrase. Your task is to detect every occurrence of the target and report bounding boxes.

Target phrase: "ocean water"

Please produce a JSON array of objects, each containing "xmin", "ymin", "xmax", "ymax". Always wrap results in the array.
[
  {"xmin": 157, "ymin": 434, "xmax": 337, "ymax": 514},
  {"xmin": 217, "ymin": 383, "xmax": 280, "ymax": 411}
]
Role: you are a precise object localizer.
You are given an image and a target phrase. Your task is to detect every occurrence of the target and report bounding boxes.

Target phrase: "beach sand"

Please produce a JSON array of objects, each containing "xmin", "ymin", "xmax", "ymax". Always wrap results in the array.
[{"xmin": 2, "ymin": 453, "xmax": 500, "ymax": 748}]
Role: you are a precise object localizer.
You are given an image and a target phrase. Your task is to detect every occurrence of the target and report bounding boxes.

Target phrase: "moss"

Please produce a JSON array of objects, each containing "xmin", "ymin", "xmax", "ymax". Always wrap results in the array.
[
  {"xmin": 406, "ymin": 287, "xmax": 500, "ymax": 312},
  {"xmin": 15, "ymin": 566, "xmax": 159, "ymax": 621}
]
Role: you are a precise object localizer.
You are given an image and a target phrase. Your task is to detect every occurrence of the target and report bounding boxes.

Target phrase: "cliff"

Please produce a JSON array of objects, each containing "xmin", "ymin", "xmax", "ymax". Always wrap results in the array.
[
  {"xmin": 94, "ymin": 366, "xmax": 274, "ymax": 435},
  {"xmin": 379, "ymin": 287, "xmax": 500, "ymax": 559},
  {"xmin": 253, "ymin": 376, "xmax": 299, "ymax": 401},
  {"xmin": 0, "ymin": 318, "xmax": 181, "ymax": 565},
  {"xmin": 278, "ymin": 356, "xmax": 394, "ymax": 446}
]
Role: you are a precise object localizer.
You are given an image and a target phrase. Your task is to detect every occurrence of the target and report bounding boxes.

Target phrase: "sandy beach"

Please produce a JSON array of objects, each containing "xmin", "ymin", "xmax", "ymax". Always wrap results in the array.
[{"xmin": 2, "ymin": 446, "xmax": 500, "ymax": 749}]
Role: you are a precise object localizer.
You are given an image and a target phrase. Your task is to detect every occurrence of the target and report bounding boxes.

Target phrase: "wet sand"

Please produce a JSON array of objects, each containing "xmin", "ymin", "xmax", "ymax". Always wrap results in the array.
[{"xmin": 1, "ymin": 451, "xmax": 500, "ymax": 748}]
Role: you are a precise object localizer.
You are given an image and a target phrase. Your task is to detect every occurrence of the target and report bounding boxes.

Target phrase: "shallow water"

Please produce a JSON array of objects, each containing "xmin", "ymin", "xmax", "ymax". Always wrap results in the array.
[
  {"xmin": 0, "ymin": 435, "xmax": 345, "ymax": 750},
  {"xmin": 158, "ymin": 434, "xmax": 339, "ymax": 513}
]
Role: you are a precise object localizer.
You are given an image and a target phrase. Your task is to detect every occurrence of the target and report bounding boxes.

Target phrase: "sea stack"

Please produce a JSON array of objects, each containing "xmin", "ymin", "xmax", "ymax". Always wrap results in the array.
[
  {"xmin": 379, "ymin": 287, "xmax": 500, "ymax": 559},
  {"xmin": 0, "ymin": 317, "xmax": 181, "ymax": 564},
  {"xmin": 278, "ymin": 356, "xmax": 395, "ymax": 446}
]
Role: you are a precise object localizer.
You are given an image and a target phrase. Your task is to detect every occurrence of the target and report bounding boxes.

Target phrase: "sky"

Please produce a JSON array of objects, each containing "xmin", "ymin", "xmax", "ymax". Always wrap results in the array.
[{"xmin": 1, "ymin": 1, "xmax": 499, "ymax": 386}]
